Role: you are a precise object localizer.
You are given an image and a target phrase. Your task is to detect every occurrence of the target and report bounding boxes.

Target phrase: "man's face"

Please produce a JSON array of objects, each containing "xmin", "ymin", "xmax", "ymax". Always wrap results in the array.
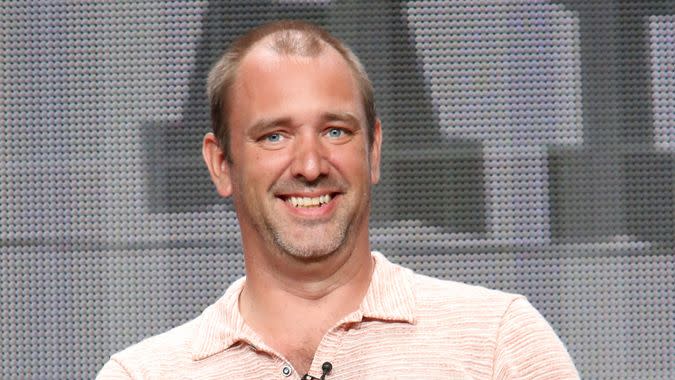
[{"xmin": 218, "ymin": 43, "xmax": 381, "ymax": 261}]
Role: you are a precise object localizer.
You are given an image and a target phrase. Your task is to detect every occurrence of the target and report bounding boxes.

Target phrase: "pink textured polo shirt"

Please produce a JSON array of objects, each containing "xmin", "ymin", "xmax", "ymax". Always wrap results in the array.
[{"xmin": 97, "ymin": 252, "xmax": 579, "ymax": 379}]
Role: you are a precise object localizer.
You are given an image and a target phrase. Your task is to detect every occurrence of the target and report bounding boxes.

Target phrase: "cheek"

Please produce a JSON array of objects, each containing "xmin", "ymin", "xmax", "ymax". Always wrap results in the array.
[
  {"xmin": 258, "ymin": 150, "xmax": 288, "ymax": 170},
  {"xmin": 239, "ymin": 148, "xmax": 291, "ymax": 186},
  {"xmin": 333, "ymin": 146, "xmax": 371, "ymax": 179}
]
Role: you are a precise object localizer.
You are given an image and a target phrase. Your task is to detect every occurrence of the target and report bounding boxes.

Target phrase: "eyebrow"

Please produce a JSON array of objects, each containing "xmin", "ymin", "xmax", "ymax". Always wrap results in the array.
[
  {"xmin": 247, "ymin": 117, "xmax": 292, "ymax": 136},
  {"xmin": 320, "ymin": 112, "xmax": 360, "ymax": 127},
  {"xmin": 247, "ymin": 112, "xmax": 361, "ymax": 135}
]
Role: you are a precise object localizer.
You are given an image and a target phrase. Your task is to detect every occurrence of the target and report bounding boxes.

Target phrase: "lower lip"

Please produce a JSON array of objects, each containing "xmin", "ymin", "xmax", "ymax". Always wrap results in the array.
[{"xmin": 279, "ymin": 195, "xmax": 339, "ymax": 219}]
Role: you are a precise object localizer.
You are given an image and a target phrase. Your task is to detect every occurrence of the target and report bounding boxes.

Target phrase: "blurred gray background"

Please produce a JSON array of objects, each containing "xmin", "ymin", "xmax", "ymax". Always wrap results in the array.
[{"xmin": 1, "ymin": 1, "xmax": 673, "ymax": 378}]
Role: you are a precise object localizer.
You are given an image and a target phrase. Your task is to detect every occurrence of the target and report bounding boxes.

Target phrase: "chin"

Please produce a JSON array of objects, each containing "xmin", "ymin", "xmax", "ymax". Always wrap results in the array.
[
  {"xmin": 281, "ymin": 241, "xmax": 342, "ymax": 260},
  {"xmin": 273, "ymin": 232, "xmax": 347, "ymax": 261}
]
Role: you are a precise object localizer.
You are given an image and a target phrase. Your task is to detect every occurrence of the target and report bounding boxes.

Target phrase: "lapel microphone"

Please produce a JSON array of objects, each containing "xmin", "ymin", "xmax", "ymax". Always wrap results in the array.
[{"xmin": 302, "ymin": 362, "xmax": 332, "ymax": 380}]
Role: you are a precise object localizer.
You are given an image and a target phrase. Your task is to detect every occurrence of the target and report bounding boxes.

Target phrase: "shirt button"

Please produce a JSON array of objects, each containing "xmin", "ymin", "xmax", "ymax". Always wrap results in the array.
[{"xmin": 281, "ymin": 365, "xmax": 292, "ymax": 377}]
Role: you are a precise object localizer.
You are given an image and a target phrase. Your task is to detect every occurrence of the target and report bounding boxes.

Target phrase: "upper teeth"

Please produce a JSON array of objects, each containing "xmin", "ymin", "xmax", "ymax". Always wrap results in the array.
[{"xmin": 287, "ymin": 194, "xmax": 332, "ymax": 208}]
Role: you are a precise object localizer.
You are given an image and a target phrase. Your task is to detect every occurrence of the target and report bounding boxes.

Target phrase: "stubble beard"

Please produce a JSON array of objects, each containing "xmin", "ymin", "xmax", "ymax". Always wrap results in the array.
[
  {"xmin": 265, "ymin": 188, "xmax": 370, "ymax": 262},
  {"xmin": 234, "ymin": 170, "xmax": 372, "ymax": 262},
  {"xmin": 269, "ymin": 217, "xmax": 350, "ymax": 260}
]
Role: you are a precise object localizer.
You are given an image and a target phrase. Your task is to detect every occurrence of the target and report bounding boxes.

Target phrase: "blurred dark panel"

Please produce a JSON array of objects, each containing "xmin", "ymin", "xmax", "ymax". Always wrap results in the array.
[{"xmin": 550, "ymin": 0, "xmax": 675, "ymax": 242}]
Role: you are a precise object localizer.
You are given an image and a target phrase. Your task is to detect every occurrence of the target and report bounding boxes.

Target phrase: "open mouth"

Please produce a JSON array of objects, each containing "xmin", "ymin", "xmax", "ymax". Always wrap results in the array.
[
  {"xmin": 286, "ymin": 194, "xmax": 332, "ymax": 208},
  {"xmin": 279, "ymin": 193, "xmax": 337, "ymax": 208}
]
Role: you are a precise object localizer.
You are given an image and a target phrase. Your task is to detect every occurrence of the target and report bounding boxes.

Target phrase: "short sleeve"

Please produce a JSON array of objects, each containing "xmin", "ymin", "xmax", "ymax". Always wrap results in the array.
[{"xmin": 492, "ymin": 297, "xmax": 580, "ymax": 380}]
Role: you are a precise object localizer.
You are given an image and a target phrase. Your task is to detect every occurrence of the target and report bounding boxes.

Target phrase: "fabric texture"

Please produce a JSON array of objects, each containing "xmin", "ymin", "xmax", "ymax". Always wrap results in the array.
[{"xmin": 97, "ymin": 252, "xmax": 579, "ymax": 379}]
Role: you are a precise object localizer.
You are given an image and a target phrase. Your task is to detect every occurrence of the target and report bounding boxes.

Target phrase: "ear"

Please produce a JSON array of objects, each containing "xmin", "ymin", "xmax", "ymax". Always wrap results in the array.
[
  {"xmin": 369, "ymin": 118, "xmax": 382, "ymax": 184},
  {"xmin": 202, "ymin": 132, "xmax": 233, "ymax": 197}
]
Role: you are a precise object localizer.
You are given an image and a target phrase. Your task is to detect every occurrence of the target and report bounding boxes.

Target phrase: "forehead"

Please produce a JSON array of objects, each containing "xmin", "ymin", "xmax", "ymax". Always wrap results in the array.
[{"xmin": 229, "ymin": 39, "xmax": 363, "ymax": 121}]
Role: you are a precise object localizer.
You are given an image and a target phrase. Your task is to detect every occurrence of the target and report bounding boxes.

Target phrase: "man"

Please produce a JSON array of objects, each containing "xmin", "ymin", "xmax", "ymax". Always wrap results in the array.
[{"xmin": 98, "ymin": 20, "xmax": 579, "ymax": 379}]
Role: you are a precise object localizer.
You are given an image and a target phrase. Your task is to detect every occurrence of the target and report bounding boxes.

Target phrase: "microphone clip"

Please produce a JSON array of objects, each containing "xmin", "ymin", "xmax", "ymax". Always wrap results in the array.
[{"xmin": 303, "ymin": 361, "xmax": 332, "ymax": 380}]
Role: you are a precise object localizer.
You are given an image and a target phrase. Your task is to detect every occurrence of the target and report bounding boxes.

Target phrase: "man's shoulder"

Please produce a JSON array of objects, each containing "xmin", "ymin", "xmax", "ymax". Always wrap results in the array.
[
  {"xmin": 97, "ymin": 278, "xmax": 246, "ymax": 379},
  {"xmin": 116, "ymin": 317, "xmax": 199, "ymax": 359},
  {"xmin": 373, "ymin": 251, "xmax": 524, "ymax": 323},
  {"xmin": 410, "ymin": 270, "xmax": 525, "ymax": 321},
  {"xmin": 98, "ymin": 317, "xmax": 200, "ymax": 378},
  {"xmin": 405, "ymin": 271, "xmax": 579, "ymax": 378}
]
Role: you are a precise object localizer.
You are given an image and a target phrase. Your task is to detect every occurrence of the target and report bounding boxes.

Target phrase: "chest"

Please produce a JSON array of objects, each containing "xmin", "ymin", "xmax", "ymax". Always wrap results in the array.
[
  {"xmin": 186, "ymin": 321, "xmax": 495, "ymax": 379},
  {"xmin": 309, "ymin": 323, "xmax": 490, "ymax": 379},
  {"xmin": 277, "ymin": 339, "xmax": 319, "ymax": 376}
]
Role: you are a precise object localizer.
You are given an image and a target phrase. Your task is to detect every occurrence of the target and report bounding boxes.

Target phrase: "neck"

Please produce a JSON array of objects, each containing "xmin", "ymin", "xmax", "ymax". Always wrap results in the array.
[
  {"xmin": 241, "ymin": 234, "xmax": 373, "ymax": 314},
  {"xmin": 238, "ymin": 229, "xmax": 374, "ymax": 365}
]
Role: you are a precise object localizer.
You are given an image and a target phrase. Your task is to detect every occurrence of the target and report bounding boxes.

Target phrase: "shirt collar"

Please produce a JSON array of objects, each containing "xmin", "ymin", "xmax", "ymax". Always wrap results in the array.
[
  {"xmin": 189, "ymin": 277, "xmax": 264, "ymax": 361},
  {"xmin": 349, "ymin": 251, "xmax": 416, "ymax": 324},
  {"xmin": 190, "ymin": 251, "xmax": 416, "ymax": 361}
]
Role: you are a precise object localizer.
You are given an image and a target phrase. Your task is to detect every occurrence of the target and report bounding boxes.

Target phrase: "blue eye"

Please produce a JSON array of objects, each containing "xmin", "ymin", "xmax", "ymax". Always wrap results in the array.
[
  {"xmin": 327, "ymin": 128, "xmax": 344, "ymax": 138},
  {"xmin": 265, "ymin": 133, "xmax": 282, "ymax": 142}
]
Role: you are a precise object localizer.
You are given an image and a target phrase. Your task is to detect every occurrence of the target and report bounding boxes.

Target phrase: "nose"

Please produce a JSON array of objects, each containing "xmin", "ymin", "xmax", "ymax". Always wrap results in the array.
[{"xmin": 290, "ymin": 133, "xmax": 329, "ymax": 182}]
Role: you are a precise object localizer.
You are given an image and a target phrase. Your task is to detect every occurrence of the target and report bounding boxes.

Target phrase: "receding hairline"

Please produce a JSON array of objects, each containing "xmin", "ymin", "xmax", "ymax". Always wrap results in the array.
[
  {"xmin": 232, "ymin": 32, "xmax": 330, "ymax": 76},
  {"xmin": 207, "ymin": 20, "xmax": 377, "ymax": 160},
  {"xmin": 228, "ymin": 32, "xmax": 367, "ymax": 114},
  {"xmin": 223, "ymin": 26, "xmax": 339, "ymax": 87},
  {"xmin": 265, "ymin": 29, "xmax": 325, "ymax": 56},
  {"xmin": 232, "ymin": 30, "xmax": 346, "ymax": 81},
  {"xmin": 229, "ymin": 40, "xmax": 367, "ymax": 138}
]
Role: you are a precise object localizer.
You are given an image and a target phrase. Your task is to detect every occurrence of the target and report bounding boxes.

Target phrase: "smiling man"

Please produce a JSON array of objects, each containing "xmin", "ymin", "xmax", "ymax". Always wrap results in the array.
[{"xmin": 98, "ymin": 20, "xmax": 579, "ymax": 379}]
